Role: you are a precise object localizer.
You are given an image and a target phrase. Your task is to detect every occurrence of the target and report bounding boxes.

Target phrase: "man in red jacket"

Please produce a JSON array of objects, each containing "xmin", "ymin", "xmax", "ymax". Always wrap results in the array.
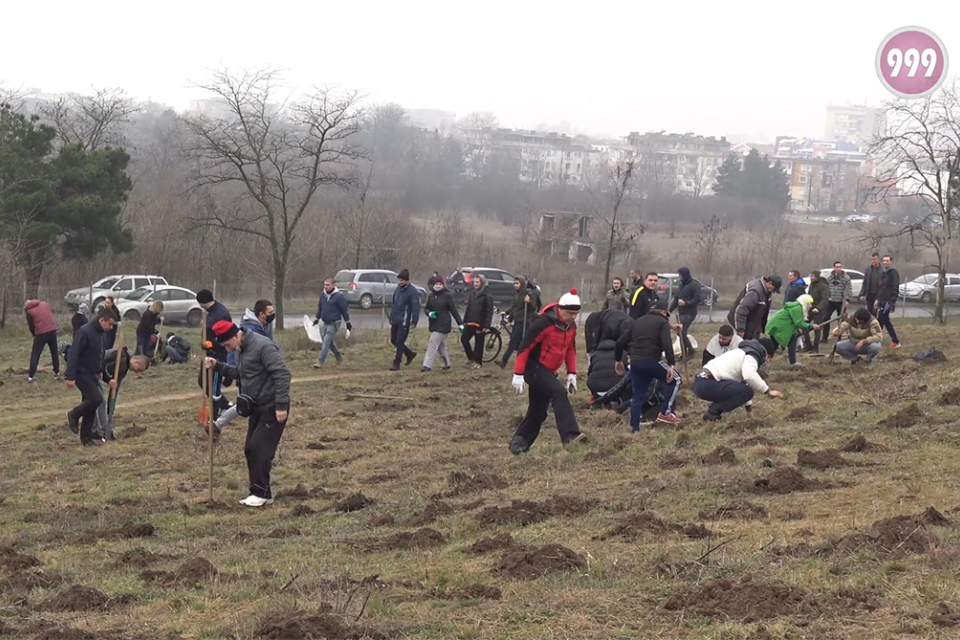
[
  {"xmin": 509, "ymin": 289, "xmax": 588, "ymax": 454},
  {"xmin": 24, "ymin": 299, "xmax": 61, "ymax": 383}
]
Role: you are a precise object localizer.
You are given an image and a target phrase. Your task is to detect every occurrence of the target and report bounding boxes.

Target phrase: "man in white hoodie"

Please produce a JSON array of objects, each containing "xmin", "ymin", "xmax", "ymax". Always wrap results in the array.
[{"xmin": 694, "ymin": 337, "xmax": 782, "ymax": 421}]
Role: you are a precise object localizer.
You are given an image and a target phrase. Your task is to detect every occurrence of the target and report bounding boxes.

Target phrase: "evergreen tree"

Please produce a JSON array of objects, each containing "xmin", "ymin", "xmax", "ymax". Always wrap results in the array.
[{"xmin": 713, "ymin": 152, "xmax": 742, "ymax": 197}]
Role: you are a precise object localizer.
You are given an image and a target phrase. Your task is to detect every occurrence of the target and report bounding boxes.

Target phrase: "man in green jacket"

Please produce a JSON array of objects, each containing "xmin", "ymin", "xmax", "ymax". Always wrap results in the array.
[{"xmin": 765, "ymin": 294, "xmax": 821, "ymax": 369}]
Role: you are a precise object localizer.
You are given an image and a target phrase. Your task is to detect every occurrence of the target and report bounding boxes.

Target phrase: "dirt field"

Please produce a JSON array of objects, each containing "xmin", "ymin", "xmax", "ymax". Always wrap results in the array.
[{"xmin": 1, "ymin": 318, "xmax": 959, "ymax": 639}]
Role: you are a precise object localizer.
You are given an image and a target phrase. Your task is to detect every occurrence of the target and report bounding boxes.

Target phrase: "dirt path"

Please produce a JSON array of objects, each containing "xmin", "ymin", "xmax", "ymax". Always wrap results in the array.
[{"xmin": 23, "ymin": 371, "xmax": 383, "ymax": 422}]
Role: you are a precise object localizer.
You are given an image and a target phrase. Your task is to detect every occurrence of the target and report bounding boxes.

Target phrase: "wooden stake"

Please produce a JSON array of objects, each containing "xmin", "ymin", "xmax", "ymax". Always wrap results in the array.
[
  {"xmin": 107, "ymin": 323, "xmax": 125, "ymax": 421},
  {"xmin": 207, "ymin": 365, "xmax": 215, "ymax": 503},
  {"xmin": 674, "ymin": 312, "xmax": 690, "ymax": 382},
  {"xmin": 153, "ymin": 317, "xmax": 164, "ymax": 364}
]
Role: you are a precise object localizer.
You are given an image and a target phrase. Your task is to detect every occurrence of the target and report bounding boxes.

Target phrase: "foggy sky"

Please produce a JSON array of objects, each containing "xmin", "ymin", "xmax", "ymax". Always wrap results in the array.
[{"xmin": 4, "ymin": 0, "xmax": 956, "ymax": 141}]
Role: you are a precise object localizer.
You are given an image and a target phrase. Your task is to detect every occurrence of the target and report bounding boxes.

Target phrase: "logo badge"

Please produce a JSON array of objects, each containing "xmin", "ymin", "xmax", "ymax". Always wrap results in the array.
[{"xmin": 876, "ymin": 26, "xmax": 948, "ymax": 99}]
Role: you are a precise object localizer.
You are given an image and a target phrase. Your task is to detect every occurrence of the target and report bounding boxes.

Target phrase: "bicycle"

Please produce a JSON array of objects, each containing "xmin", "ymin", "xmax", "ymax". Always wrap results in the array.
[{"xmin": 476, "ymin": 307, "xmax": 510, "ymax": 363}]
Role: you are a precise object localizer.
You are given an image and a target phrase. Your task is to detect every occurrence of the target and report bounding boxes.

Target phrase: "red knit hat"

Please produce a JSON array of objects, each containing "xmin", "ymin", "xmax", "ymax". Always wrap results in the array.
[{"xmin": 212, "ymin": 320, "xmax": 240, "ymax": 343}]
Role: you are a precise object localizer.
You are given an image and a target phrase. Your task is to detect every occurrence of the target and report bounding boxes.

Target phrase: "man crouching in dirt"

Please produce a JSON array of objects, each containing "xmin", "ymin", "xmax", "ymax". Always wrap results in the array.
[
  {"xmin": 509, "ymin": 289, "xmax": 587, "ymax": 454},
  {"xmin": 693, "ymin": 337, "xmax": 782, "ymax": 421},
  {"xmin": 204, "ymin": 321, "xmax": 291, "ymax": 508},
  {"xmin": 94, "ymin": 348, "xmax": 151, "ymax": 441}
]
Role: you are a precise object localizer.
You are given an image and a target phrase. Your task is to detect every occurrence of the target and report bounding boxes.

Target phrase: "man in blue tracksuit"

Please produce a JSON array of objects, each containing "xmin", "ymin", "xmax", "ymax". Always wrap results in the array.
[
  {"xmin": 313, "ymin": 278, "xmax": 352, "ymax": 367},
  {"xmin": 390, "ymin": 269, "xmax": 421, "ymax": 371}
]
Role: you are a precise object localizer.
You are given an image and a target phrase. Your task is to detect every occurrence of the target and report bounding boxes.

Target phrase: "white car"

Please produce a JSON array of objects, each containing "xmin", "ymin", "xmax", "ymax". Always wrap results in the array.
[
  {"xmin": 818, "ymin": 269, "xmax": 864, "ymax": 298},
  {"xmin": 899, "ymin": 274, "xmax": 960, "ymax": 303},
  {"xmin": 65, "ymin": 274, "xmax": 168, "ymax": 310},
  {"xmin": 116, "ymin": 286, "xmax": 203, "ymax": 325}
]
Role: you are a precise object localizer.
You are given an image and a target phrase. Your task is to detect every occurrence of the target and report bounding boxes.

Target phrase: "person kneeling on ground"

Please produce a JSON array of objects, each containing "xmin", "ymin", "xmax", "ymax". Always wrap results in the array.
[
  {"xmin": 832, "ymin": 307, "xmax": 882, "ymax": 364},
  {"xmin": 136, "ymin": 301, "xmax": 164, "ymax": 358},
  {"xmin": 614, "ymin": 299, "xmax": 681, "ymax": 431},
  {"xmin": 765, "ymin": 294, "xmax": 821, "ymax": 369},
  {"xmin": 205, "ymin": 321, "xmax": 291, "ymax": 508},
  {"xmin": 94, "ymin": 349, "xmax": 150, "ymax": 441},
  {"xmin": 694, "ymin": 337, "xmax": 782, "ymax": 421},
  {"xmin": 702, "ymin": 325, "xmax": 742, "ymax": 366},
  {"xmin": 509, "ymin": 289, "xmax": 587, "ymax": 454}
]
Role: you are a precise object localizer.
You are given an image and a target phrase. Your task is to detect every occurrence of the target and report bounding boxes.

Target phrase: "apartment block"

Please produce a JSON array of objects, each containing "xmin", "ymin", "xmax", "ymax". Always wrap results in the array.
[
  {"xmin": 824, "ymin": 105, "xmax": 886, "ymax": 145},
  {"xmin": 624, "ymin": 131, "xmax": 731, "ymax": 196}
]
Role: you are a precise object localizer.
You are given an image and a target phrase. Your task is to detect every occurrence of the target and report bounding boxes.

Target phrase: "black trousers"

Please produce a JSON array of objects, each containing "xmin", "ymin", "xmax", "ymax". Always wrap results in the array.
[
  {"xmin": 803, "ymin": 310, "xmax": 824, "ymax": 351},
  {"xmin": 390, "ymin": 324, "xmax": 415, "ymax": 364},
  {"xmin": 461, "ymin": 325, "xmax": 485, "ymax": 363},
  {"xmin": 513, "ymin": 364, "xmax": 581, "ymax": 447},
  {"xmin": 877, "ymin": 301, "xmax": 900, "ymax": 344},
  {"xmin": 70, "ymin": 374, "xmax": 103, "ymax": 441},
  {"xmin": 500, "ymin": 323, "xmax": 526, "ymax": 365},
  {"xmin": 29, "ymin": 331, "xmax": 60, "ymax": 378},
  {"xmin": 693, "ymin": 376, "xmax": 754, "ymax": 416},
  {"xmin": 244, "ymin": 409, "xmax": 287, "ymax": 499},
  {"xmin": 678, "ymin": 312, "xmax": 696, "ymax": 355},
  {"xmin": 821, "ymin": 301, "xmax": 844, "ymax": 341}
]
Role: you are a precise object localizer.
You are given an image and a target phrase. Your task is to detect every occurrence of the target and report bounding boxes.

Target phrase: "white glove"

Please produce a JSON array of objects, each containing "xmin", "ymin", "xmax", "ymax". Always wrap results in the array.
[
  {"xmin": 566, "ymin": 373, "xmax": 577, "ymax": 393},
  {"xmin": 345, "ymin": 329, "xmax": 351, "ymax": 340},
  {"xmin": 512, "ymin": 374, "xmax": 526, "ymax": 394}
]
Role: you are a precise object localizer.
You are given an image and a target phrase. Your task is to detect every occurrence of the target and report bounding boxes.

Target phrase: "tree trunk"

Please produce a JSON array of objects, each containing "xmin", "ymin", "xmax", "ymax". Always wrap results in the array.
[
  {"xmin": 23, "ymin": 258, "xmax": 45, "ymax": 301},
  {"xmin": 936, "ymin": 263, "xmax": 947, "ymax": 324},
  {"xmin": 273, "ymin": 266, "xmax": 286, "ymax": 331},
  {"xmin": 603, "ymin": 220, "xmax": 616, "ymax": 288}
]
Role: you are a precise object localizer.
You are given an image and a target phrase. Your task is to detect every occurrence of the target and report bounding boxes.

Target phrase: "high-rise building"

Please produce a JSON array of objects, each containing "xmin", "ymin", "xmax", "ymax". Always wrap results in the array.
[{"xmin": 824, "ymin": 105, "xmax": 886, "ymax": 145}]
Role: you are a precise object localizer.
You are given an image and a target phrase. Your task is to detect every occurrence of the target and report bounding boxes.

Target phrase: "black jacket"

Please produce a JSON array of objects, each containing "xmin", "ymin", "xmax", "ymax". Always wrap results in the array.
[
  {"xmin": 877, "ymin": 267, "xmax": 900, "ymax": 303},
  {"xmin": 137, "ymin": 309, "xmax": 162, "ymax": 335},
  {"xmin": 669, "ymin": 279, "xmax": 700, "ymax": 317},
  {"xmin": 587, "ymin": 340, "xmax": 623, "ymax": 396},
  {"xmin": 213, "ymin": 330, "xmax": 291, "ymax": 412},
  {"xmin": 860, "ymin": 264, "xmax": 882, "ymax": 298},
  {"xmin": 71, "ymin": 313, "xmax": 87, "ymax": 336},
  {"xmin": 615, "ymin": 311, "xmax": 675, "ymax": 366},
  {"xmin": 464, "ymin": 286, "xmax": 495, "ymax": 328},
  {"xmin": 102, "ymin": 347, "xmax": 131, "ymax": 386},
  {"xmin": 66, "ymin": 318, "xmax": 106, "ymax": 380},
  {"xmin": 203, "ymin": 301, "xmax": 232, "ymax": 361},
  {"xmin": 584, "ymin": 309, "xmax": 632, "ymax": 354},
  {"xmin": 507, "ymin": 277, "xmax": 539, "ymax": 324},
  {"xmin": 425, "ymin": 288, "xmax": 462, "ymax": 334},
  {"xmin": 807, "ymin": 277, "xmax": 829, "ymax": 312},
  {"xmin": 783, "ymin": 279, "xmax": 807, "ymax": 304},
  {"xmin": 629, "ymin": 287, "xmax": 659, "ymax": 320}
]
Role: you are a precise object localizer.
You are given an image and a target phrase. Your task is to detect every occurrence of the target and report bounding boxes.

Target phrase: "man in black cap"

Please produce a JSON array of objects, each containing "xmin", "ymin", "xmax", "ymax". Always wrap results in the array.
[
  {"xmin": 389, "ymin": 269, "xmax": 421, "ymax": 371},
  {"xmin": 727, "ymin": 275, "xmax": 781, "ymax": 340},
  {"xmin": 694, "ymin": 336, "xmax": 782, "ymax": 421},
  {"xmin": 196, "ymin": 289, "xmax": 233, "ymax": 418}
]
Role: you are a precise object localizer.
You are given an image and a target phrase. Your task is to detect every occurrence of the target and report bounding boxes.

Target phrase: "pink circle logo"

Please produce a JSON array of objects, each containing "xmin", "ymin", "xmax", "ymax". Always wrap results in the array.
[{"xmin": 877, "ymin": 26, "xmax": 949, "ymax": 98}]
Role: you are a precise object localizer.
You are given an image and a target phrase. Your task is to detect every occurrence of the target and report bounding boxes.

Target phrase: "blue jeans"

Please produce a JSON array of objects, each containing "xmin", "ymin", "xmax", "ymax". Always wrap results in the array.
[
  {"xmin": 629, "ymin": 360, "xmax": 680, "ymax": 430},
  {"xmin": 318, "ymin": 321, "xmax": 342, "ymax": 363}
]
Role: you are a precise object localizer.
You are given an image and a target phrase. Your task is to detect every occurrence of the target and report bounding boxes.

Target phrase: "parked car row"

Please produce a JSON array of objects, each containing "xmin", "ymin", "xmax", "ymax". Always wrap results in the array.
[
  {"xmin": 65, "ymin": 274, "xmax": 168, "ymax": 310},
  {"xmin": 899, "ymin": 273, "xmax": 960, "ymax": 303},
  {"xmin": 333, "ymin": 270, "xmax": 427, "ymax": 309}
]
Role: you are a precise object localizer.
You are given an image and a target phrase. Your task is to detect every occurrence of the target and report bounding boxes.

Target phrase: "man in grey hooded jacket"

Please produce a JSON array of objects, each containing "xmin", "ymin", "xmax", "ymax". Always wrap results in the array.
[{"xmin": 727, "ymin": 275, "xmax": 782, "ymax": 340}]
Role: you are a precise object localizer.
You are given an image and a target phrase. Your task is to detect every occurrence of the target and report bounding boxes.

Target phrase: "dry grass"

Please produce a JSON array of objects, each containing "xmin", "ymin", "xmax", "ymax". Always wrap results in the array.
[{"xmin": 0, "ymin": 319, "xmax": 959, "ymax": 639}]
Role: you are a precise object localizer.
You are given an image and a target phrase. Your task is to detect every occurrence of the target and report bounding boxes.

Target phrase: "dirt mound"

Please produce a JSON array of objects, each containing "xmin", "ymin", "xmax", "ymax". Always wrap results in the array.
[
  {"xmin": 496, "ymin": 544, "xmax": 585, "ymax": 580},
  {"xmin": 110, "ymin": 548, "xmax": 175, "ymax": 569},
  {"xmin": 123, "ymin": 425, "xmax": 147, "ymax": 438},
  {"xmin": 0, "ymin": 545, "xmax": 42, "ymax": 571},
  {"xmin": 595, "ymin": 511, "xmax": 713, "ymax": 541},
  {"xmin": 700, "ymin": 446, "xmax": 738, "ymax": 465},
  {"xmin": 464, "ymin": 533, "xmax": 522, "ymax": 555},
  {"xmin": 753, "ymin": 467, "xmax": 825, "ymax": 494},
  {"xmin": 663, "ymin": 578, "xmax": 877, "ymax": 620},
  {"xmin": 332, "ymin": 492, "xmax": 375, "ymax": 512},
  {"xmin": 797, "ymin": 448, "xmax": 849, "ymax": 469},
  {"xmin": 436, "ymin": 583, "xmax": 503, "ymax": 600},
  {"xmin": 832, "ymin": 508, "xmax": 948, "ymax": 557},
  {"xmin": 277, "ymin": 483, "xmax": 324, "ymax": 500},
  {"xmin": 546, "ymin": 494, "xmax": 599, "ymax": 517},
  {"xmin": 402, "ymin": 500, "xmax": 455, "ymax": 527},
  {"xmin": 38, "ymin": 584, "xmax": 114, "ymax": 612},
  {"xmin": 0, "ymin": 569, "xmax": 64, "ymax": 592},
  {"xmin": 267, "ymin": 526, "xmax": 302, "ymax": 538},
  {"xmin": 366, "ymin": 514, "xmax": 396, "ymax": 527},
  {"xmin": 289, "ymin": 504, "xmax": 317, "ymax": 517},
  {"xmin": 476, "ymin": 500, "xmax": 551, "ymax": 527},
  {"xmin": 117, "ymin": 522, "xmax": 155, "ymax": 538},
  {"xmin": 255, "ymin": 608, "xmax": 390, "ymax": 640},
  {"xmin": 381, "ymin": 528, "xmax": 446, "ymax": 551},
  {"xmin": 938, "ymin": 388, "xmax": 960, "ymax": 406},
  {"xmin": 840, "ymin": 434, "xmax": 887, "ymax": 452},
  {"xmin": 932, "ymin": 602, "xmax": 960, "ymax": 627},
  {"xmin": 785, "ymin": 406, "xmax": 818, "ymax": 422},
  {"xmin": 878, "ymin": 403, "xmax": 924, "ymax": 429},
  {"xmin": 698, "ymin": 500, "xmax": 768, "ymax": 521},
  {"xmin": 140, "ymin": 557, "xmax": 218, "ymax": 587},
  {"xmin": 434, "ymin": 471, "xmax": 509, "ymax": 498}
]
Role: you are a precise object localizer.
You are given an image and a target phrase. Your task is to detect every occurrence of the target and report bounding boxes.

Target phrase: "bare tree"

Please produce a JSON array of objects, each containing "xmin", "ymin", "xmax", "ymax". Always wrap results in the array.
[
  {"xmin": 183, "ymin": 68, "xmax": 364, "ymax": 328},
  {"xmin": 860, "ymin": 83, "xmax": 960, "ymax": 323},
  {"xmin": 457, "ymin": 112, "xmax": 498, "ymax": 179},
  {"xmin": 39, "ymin": 87, "xmax": 138, "ymax": 150},
  {"xmin": 584, "ymin": 156, "xmax": 645, "ymax": 286},
  {"xmin": 694, "ymin": 214, "xmax": 727, "ymax": 274}
]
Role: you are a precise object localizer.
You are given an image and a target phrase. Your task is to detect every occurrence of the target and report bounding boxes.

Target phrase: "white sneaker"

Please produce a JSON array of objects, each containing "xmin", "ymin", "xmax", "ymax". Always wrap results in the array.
[
  {"xmin": 26, "ymin": 377, "xmax": 35, "ymax": 383},
  {"xmin": 239, "ymin": 495, "xmax": 274, "ymax": 507}
]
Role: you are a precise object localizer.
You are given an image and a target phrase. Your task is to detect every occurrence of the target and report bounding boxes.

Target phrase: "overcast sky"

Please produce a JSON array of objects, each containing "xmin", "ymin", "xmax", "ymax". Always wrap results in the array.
[{"xmin": 3, "ymin": 1, "xmax": 955, "ymax": 142}]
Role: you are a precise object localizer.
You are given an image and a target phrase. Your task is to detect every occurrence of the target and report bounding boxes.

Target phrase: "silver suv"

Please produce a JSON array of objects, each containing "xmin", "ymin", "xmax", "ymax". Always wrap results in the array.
[
  {"xmin": 64, "ymin": 274, "xmax": 168, "ymax": 310},
  {"xmin": 333, "ymin": 269, "xmax": 426, "ymax": 309}
]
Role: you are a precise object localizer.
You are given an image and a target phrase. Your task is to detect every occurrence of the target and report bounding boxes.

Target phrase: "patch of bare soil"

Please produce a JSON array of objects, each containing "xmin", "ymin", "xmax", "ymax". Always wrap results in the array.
[
  {"xmin": 797, "ymin": 448, "xmax": 850, "ymax": 469},
  {"xmin": 110, "ymin": 548, "xmax": 177, "ymax": 569},
  {"xmin": 700, "ymin": 446, "xmax": 738, "ymax": 465},
  {"xmin": 723, "ymin": 418, "xmax": 768, "ymax": 433},
  {"xmin": 476, "ymin": 500, "xmax": 551, "ymax": 527},
  {"xmin": 840, "ymin": 434, "xmax": 887, "ymax": 453},
  {"xmin": 463, "ymin": 533, "xmax": 522, "ymax": 555},
  {"xmin": 255, "ymin": 608, "xmax": 392, "ymax": 640},
  {"xmin": 495, "ymin": 544, "xmax": 586, "ymax": 580},
  {"xmin": 267, "ymin": 526, "xmax": 302, "ymax": 538},
  {"xmin": 594, "ymin": 511, "xmax": 713, "ymax": 541},
  {"xmin": 938, "ymin": 387, "xmax": 960, "ymax": 406},
  {"xmin": 546, "ymin": 494, "xmax": 599, "ymax": 517},
  {"xmin": 349, "ymin": 528, "xmax": 447, "ymax": 552},
  {"xmin": 289, "ymin": 504, "xmax": 317, "ymax": 517},
  {"xmin": 332, "ymin": 492, "xmax": 375, "ymax": 512},
  {"xmin": 795, "ymin": 367, "xmax": 829, "ymax": 380},
  {"xmin": 878, "ymin": 402, "xmax": 924, "ymax": 429},
  {"xmin": 831, "ymin": 507, "xmax": 949, "ymax": 557},
  {"xmin": 0, "ymin": 546, "xmax": 41, "ymax": 571},
  {"xmin": 123, "ymin": 425, "xmax": 147, "ymax": 438},
  {"xmin": 141, "ymin": 557, "xmax": 218, "ymax": 588},
  {"xmin": 583, "ymin": 437, "xmax": 630, "ymax": 461},
  {"xmin": 662, "ymin": 577, "xmax": 879, "ymax": 620},
  {"xmin": 752, "ymin": 467, "xmax": 828, "ymax": 494},
  {"xmin": 401, "ymin": 500, "xmax": 455, "ymax": 527},
  {"xmin": 658, "ymin": 453, "xmax": 689, "ymax": 469},
  {"xmin": 0, "ymin": 569, "xmax": 64, "ymax": 592},
  {"xmin": 785, "ymin": 406, "xmax": 818, "ymax": 422},
  {"xmin": 698, "ymin": 500, "xmax": 769, "ymax": 521},
  {"xmin": 434, "ymin": 583, "xmax": 503, "ymax": 601},
  {"xmin": 21, "ymin": 621, "xmax": 96, "ymax": 640},
  {"xmin": 433, "ymin": 471, "xmax": 509, "ymax": 498},
  {"xmin": 932, "ymin": 602, "xmax": 960, "ymax": 627},
  {"xmin": 366, "ymin": 514, "xmax": 396, "ymax": 527},
  {"xmin": 116, "ymin": 522, "xmax": 156, "ymax": 538},
  {"xmin": 38, "ymin": 584, "xmax": 119, "ymax": 612},
  {"xmin": 277, "ymin": 483, "xmax": 338, "ymax": 500}
]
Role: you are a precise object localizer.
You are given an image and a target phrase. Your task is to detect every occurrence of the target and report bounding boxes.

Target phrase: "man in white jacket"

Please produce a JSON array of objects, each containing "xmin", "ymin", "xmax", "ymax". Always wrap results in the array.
[{"xmin": 693, "ymin": 337, "xmax": 782, "ymax": 421}]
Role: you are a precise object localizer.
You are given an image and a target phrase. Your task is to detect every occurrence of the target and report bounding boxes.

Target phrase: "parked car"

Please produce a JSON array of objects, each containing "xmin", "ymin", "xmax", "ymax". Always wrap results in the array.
[
  {"xmin": 448, "ymin": 267, "xmax": 542, "ymax": 306},
  {"xmin": 64, "ymin": 275, "xmax": 168, "ymax": 310},
  {"xmin": 116, "ymin": 286, "xmax": 204, "ymax": 325},
  {"xmin": 656, "ymin": 273, "xmax": 719, "ymax": 306},
  {"xmin": 899, "ymin": 273, "xmax": 960, "ymax": 303},
  {"xmin": 333, "ymin": 269, "xmax": 426, "ymax": 310},
  {"xmin": 818, "ymin": 268, "xmax": 864, "ymax": 298}
]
